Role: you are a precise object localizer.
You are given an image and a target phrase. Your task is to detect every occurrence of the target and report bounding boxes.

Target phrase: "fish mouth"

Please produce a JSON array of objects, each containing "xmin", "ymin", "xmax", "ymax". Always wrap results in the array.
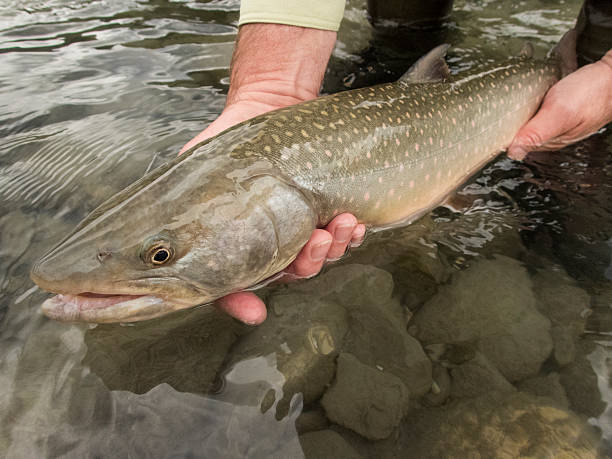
[{"xmin": 41, "ymin": 292, "xmax": 169, "ymax": 323}]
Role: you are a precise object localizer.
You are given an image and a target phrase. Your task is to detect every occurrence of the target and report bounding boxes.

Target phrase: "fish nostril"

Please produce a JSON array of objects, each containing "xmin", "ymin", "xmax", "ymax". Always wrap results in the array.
[{"xmin": 97, "ymin": 251, "xmax": 111, "ymax": 263}]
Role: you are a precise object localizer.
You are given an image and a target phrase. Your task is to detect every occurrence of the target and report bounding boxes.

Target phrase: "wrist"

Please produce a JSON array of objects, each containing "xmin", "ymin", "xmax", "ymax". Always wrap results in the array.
[{"xmin": 225, "ymin": 23, "xmax": 336, "ymax": 109}]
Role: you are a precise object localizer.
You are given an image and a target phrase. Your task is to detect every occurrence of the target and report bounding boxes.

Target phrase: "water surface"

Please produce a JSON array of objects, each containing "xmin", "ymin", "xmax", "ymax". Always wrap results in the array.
[{"xmin": 1, "ymin": 0, "xmax": 611, "ymax": 457}]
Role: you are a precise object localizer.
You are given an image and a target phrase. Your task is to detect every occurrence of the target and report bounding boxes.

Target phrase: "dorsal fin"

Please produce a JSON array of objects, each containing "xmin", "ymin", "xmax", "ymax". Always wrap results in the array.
[
  {"xmin": 549, "ymin": 29, "xmax": 578, "ymax": 78},
  {"xmin": 399, "ymin": 44, "xmax": 451, "ymax": 84}
]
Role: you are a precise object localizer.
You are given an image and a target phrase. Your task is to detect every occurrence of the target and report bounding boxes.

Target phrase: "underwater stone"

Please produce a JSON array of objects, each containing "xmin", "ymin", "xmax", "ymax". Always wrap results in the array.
[
  {"xmin": 518, "ymin": 372, "xmax": 569, "ymax": 409},
  {"xmin": 410, "ymin": 255, "xmax": 553, "ymax": 382},
  {"xmin": 449, "ymin": 352, "xmax": 515, "ymax": 399},
  {"xmin": 532, "ymin": 266, "xmax": 591, "ymax": 367},
  {"xmin": 402, "ymin": 392, "xmax": 601, "ymax": 458},
  {"xmin": 224, "ymin": 294, "xmax": 349, "ymax": 418},
  {"xmin": 294, "ymin": 264, "xmax": 433, "ymax": 396},
  {"xmin": 299, "ymin": 430, "xmax": 364, "ymax": 459},
  {"xmin": 321, "ymin": 353, "xmax": 409, "ymax": 440}
]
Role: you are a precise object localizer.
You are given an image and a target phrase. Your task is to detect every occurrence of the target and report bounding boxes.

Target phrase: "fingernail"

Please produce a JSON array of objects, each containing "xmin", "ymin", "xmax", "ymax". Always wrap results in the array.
[
  {"xmin": 353, "ymin": 225, "xmax": 366, "ymax": 239},
  {"xmin": 508, "ymin": 146, "xmax": 528, "ymax": 161},
  {"xmin": 334, "ymin": 224, "xmax": 354, "ymax": 244},
  {"xmin": 310, "ymin": 240, "xmax": 331, "ymax": 262}
]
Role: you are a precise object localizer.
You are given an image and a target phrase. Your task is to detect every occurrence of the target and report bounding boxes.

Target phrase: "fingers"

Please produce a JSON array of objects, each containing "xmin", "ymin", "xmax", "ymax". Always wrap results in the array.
[
  {"xmin": 288, "ymin": 229, "xmax": 333, "ymax": 278},
  {"xmin": 326, "ymin": 213, "xmax": 359, "ymax": 260},
  {"xmin": 216, "ymin": 291, "xmax": 267, "ymax": 325},
  {"xmin": 287, "ymin": 213, "xmax": 365, "ymax": 278},
  {"xmin": 508, "ymin": 100, "xmax": 572, "ymax": 160},
  {"xmin": 351, "ymin": 223, "xmax": 366, "ymax": 247}
]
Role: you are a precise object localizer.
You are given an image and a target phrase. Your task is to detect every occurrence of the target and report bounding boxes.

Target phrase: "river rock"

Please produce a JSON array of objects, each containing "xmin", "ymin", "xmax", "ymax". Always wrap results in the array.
[
  {"xmin": 83, "ymin": 306, "xmax": 241, "ymax": 395},
  {"xmin": 559, "ymin": 340, "xmax": 606, "ymax": 418},
  {"xmin": 402, "ymin": 392, "xmax": 601, "ymax": 458},
  {"xmin": 532, "ymin": 266, "xmax": 591, "ymax": 367},
  {"xmin": 224, "ymin": 293, "xmax": 349, "ymax": 418},
  {"xmin": 518, "ymin": 372, "xmax": 569, "ymax": 409},
  {"xmin": 321, "ymin": 353, "xmax": 409, "ymax": 440},
  {"xmin": 410, "ymin": 255, "xmax": 553, "ymax": 382},
  {"xmin": 292, "ymin": 263, "xmax": 395, "ymax": 307},
  {"xmin": 293, "ymin": 264, "xmax": 433, "ymax": 397},
  {"xmin": 296, "ymin": 408, "xmax": 329, "ymax": 434},
  {"xmin": 422, "ymin": 364, "xmax": 451, "ymax": 407},
  {"xmin": 299, "ymin": 430, "xmax": 363, "ymax": 459},
  {"xmin": 450, "ymin": 352, "xmax": 515, "ymax": 399}
]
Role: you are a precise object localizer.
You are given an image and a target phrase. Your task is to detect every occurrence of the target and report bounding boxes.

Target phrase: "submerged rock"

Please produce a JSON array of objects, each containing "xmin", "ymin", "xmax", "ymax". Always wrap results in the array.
[
  {"xmin": 84, "ymin": 307, "xmax": 241, "ymax": 395},
  {"xmin": 402, "ymin": 392, "xmax": 601, "ymax": 458},
  {"xmin": 299, "ymin": 429, "xmax": 364, "ymax": 459},
  {"xmin": 422, "ymin": 364, "xmax": 451, "ymax": 407},
  {"xmin": 321, "ymin": 353, "xmax": 409, "ymax": 440},
  {"xmin": 296, "ymin": 408, "xmax": 329, "ymax": 434},
  {"xmin": 532, "ymin": 266, "xmax": 591, "ymax": 367},
  {"xmin": 410, "ymin": 255, "xmax": 553, "ymax": 382},
  {"xmin": 559, "ymin": 340, "xmax": 606, "ymax": 418},
  {"xmin": 224, "ymin": 294, "xmax": 349, "ymax": 418},
  {"xmin": 449, "ymin": 352, "xmax": 515, "ymax": 399},
  {"xmin": 293, "ymin": 264, "xmax": 433, "ymax": 397},
  {"xmin": 518, "ymin": 372, "xmax": 569, "ymax": 409}
]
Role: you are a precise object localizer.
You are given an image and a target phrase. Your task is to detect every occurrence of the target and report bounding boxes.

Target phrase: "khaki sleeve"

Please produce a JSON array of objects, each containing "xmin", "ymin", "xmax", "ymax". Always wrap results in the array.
[{"xmin": 239, "ymin": 0, "xmax": 346, "ymax": 31}]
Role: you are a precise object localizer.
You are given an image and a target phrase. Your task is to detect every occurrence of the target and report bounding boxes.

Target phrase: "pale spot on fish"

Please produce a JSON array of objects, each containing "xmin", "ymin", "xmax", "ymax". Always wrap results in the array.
[
  {"xmin": 325, "ymin": 149, "xmax": 332, "ymax": 157},
  {"xmin": 364, "ymin": 192, "xmax": 370, "ymax": 201}
]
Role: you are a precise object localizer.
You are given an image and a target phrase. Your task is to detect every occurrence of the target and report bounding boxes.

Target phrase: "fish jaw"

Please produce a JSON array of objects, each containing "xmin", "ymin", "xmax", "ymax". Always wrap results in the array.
[{"xmin": 40, "ymin": 293, "xmax": 196, "ymax": 323}]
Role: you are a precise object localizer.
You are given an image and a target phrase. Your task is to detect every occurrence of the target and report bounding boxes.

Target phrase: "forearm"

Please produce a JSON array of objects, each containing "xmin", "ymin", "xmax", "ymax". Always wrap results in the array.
[{"xmin": 226, "ymin": 23, "xmax": 337, "ymax": 109}]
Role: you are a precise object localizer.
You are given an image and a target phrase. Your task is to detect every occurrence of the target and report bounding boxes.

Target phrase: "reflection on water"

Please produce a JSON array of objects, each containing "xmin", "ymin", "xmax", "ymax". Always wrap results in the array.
[{"xmin": 1, "ymin": 0, "xmax": 611, "ymax": 457}]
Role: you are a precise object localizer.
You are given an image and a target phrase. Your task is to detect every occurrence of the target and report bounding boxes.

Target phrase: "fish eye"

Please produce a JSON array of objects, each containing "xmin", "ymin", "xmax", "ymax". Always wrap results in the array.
[
  {"xmin": 144, "ymin": 243, "xmax": 174, "ymax": 266},
  {"xmin": 151, "ymin": 247, "xmax": 171, "ymax": 265}
]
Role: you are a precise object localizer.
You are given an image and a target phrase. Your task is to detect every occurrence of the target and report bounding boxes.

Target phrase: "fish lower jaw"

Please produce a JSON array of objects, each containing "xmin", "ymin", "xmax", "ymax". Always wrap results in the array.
[{"xmin": 41, "ymin": 293, "xmax": 172, "ymax": 323}]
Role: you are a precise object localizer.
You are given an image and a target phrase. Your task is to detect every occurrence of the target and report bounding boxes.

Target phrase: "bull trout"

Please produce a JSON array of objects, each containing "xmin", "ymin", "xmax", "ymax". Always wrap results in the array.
[{"xmin": 31, "ymin": 35, "xmax": 576, "ymax": 323}]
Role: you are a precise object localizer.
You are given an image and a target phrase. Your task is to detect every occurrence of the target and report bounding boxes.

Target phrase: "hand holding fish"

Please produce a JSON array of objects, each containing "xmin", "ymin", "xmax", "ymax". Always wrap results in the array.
[
  {"xmin": 30, "ymin": 28, "xmax": 593, "ymax": 325},
  {"xmin": 508, "ymin": 49, "xmax": 612, "ymax": 159},
  {"xmin": 182, "ymin": 24, "xmax": 365, "ymax": 324}
]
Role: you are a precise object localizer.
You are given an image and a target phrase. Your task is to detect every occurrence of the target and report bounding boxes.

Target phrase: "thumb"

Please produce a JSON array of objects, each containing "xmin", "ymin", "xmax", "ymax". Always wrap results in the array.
[{"xmin": 507, "ymin": 102, "xmax": 569, "ymax": 160}]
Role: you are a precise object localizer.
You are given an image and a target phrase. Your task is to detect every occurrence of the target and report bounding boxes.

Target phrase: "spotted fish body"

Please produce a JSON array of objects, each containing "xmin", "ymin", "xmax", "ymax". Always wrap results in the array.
[
  {"xmin": 237, "ymin": 57, "xmax": 559, "ymax": 228},
  {"xmin": 31, "ymin": 45, "xmax": 567, "ymax": 323}
]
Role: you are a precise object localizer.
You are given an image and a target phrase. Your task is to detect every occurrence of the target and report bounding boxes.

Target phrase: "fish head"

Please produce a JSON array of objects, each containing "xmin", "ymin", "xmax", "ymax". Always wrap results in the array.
[{"xmin": 31, "ymin": 157, "xmax": 315, "ymax": 323}]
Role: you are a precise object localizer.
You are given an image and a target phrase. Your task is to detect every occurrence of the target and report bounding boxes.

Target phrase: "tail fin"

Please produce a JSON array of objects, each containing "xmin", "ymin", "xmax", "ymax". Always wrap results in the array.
[{"xmin": 550, "ymin": 29, "xmax": 578, "ymax": 78}]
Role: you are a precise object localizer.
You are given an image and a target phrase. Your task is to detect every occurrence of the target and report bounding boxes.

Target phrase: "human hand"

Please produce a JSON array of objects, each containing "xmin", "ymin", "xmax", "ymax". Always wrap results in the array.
[
  {"xmin": 508, "ymin": 50, "xmax": 612, "ymax": 160},
  {"xmin": 180, "ymin": 24, "xmax": 365, "ymax": 325},
  {"xmin": 182, "ymin": 99, "xmax": 366, "ymax": 325}
]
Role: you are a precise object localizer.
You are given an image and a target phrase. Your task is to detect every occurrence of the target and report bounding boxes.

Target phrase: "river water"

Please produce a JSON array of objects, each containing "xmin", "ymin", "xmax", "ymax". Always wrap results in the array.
[{"xmin": 1, "ymin": 0, "xmax": 611, "ymax": 457}]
